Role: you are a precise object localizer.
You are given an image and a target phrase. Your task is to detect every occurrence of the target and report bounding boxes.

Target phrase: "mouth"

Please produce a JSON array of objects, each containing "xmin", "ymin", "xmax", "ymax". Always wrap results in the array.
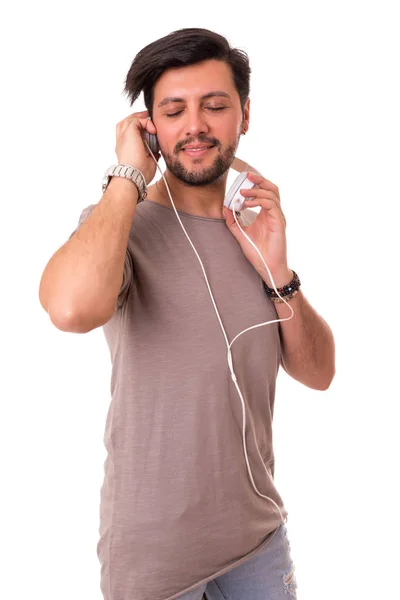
[{"xmin": 181, "ymin": 145, "xmax": 215, "ymax": 157}]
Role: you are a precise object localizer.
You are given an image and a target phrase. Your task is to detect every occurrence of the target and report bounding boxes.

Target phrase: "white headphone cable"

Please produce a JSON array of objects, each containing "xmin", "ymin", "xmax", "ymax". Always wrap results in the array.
[{"xmin": 144, "ymin": 141, "xmax": 295, "ymax": 525}]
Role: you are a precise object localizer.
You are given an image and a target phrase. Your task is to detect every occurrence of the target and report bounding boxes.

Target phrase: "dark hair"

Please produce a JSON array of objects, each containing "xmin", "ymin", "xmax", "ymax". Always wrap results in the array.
[{"xmin": 122, "ymin": 28, "xmax": 251, "ymax": 118}]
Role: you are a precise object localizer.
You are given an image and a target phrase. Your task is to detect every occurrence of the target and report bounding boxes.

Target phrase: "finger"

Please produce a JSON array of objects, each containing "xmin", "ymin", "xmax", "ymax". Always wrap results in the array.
[
  {"xmin": 242, "ymin": 194, "xmax": 286, "ymax": 224},
  {"xmin": 240, "ymin": 187, "xmax": 281, "ymax": 205},
  {"xmin": 116, "ymin": 110, "xmax": 149, "ymax": 131},
  {"xmin": 243, "ymin": 196, "xmax": 279, "ymax": 211},
  {"xmin": 127, "ymin": 110, "xmax": 149, "ymax": 119},
  {"xmin": 246, "ymin": 172, "xmax": 280, "ymax": 199},
  {"xmin": 145, "ymin": 118, "xmax": 157, "ymax": 134},
  {"xmin": 120, "ymin": 115, "xmax": 154, "ymax": 138}
]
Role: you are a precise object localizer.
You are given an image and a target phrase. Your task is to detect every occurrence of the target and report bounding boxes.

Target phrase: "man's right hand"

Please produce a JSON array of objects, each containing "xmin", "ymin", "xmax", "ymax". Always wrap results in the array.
[{"xmin": 115, "ymin": 110, "xmax": 160, "ymax": 183}]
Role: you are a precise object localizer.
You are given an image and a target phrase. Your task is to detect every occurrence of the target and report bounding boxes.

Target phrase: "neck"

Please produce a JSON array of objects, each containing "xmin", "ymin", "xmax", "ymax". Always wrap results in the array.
[{"xmin": 154, "ymin": 169, "xmax": 229, "ymax": 219}]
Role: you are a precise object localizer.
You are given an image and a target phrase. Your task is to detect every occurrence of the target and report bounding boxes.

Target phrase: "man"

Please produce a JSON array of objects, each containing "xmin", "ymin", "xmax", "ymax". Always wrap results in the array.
[{"xmin": 39, "ymin": 28, "xmax": 335, "ymax": 600}]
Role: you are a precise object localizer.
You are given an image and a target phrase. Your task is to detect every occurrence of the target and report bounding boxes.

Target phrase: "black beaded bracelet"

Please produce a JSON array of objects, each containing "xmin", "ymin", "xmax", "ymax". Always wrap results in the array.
[{"xmin": 263, "ymin": 270, "xmax": 301, "ymax": 303}]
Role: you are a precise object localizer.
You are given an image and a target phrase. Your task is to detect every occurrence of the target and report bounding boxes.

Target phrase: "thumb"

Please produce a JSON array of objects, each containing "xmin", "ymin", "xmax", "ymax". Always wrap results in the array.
[{"xmin": 223, "ymin": 207, "xmax": 240, "ymax": 232}]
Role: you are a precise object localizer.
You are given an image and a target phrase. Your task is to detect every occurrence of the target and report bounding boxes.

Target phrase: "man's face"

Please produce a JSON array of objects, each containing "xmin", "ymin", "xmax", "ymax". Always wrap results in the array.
[{"xmin": 152, "ymin": 59, "xmax": 250, "ymax": 186}]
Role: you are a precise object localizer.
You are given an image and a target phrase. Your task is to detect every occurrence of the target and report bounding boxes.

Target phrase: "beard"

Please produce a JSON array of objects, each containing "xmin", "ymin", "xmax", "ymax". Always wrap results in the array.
[{"xmin": 162, "ymin": 132, "xmax": 241, "ymax": 187}]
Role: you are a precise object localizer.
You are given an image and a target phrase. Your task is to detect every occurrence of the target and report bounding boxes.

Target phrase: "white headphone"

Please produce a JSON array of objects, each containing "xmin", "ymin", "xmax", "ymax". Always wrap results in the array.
[{"xmin": 142, "ymin": 133, "xmax": 294, "ymax": 527}]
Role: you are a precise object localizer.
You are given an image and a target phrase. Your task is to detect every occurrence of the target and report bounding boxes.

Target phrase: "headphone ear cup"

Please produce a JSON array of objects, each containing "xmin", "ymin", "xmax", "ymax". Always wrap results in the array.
[
  {"xmin": 224, "ymin": 172, "xmax": 257, "ymax": 212},
  {"xmin": 142, "ymin": 131, "xmax": 160, "ymax": 155}
]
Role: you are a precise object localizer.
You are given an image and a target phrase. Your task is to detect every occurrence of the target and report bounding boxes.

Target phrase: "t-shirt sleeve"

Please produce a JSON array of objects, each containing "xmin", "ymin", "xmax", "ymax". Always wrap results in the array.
[{"xmin": 69, "ymin": 204, "xmax": 134, "ymax": 310}]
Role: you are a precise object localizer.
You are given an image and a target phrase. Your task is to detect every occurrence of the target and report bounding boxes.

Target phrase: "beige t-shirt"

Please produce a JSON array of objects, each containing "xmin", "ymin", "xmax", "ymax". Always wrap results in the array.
[{"xmin": 70, "ymin": 198, "xmax": 288, "ymax": 600}]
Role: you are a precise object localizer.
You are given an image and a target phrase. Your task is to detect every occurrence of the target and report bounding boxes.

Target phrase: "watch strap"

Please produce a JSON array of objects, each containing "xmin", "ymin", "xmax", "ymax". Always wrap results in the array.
[{"xmin": 102, "ymin": 164, "xmax": 147, "ymax": 202}]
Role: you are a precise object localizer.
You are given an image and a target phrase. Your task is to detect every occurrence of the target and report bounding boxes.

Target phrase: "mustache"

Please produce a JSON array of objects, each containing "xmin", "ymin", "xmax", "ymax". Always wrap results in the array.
[{"xmin": 175, "ymin": 136, "xmax": 220, "ymax": 154}]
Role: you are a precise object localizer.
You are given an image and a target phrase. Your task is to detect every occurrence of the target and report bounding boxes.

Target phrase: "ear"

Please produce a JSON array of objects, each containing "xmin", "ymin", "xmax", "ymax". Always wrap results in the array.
[{"xmin": 241, "ymin": 97, "xmax": 250, "ymax": 134}]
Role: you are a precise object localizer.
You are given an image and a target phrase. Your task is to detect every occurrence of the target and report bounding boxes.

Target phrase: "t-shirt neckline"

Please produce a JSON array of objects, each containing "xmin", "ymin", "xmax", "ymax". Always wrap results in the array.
[{"xmin": 142, "ymin": 198, "xmax": 227, "ymax": 222}]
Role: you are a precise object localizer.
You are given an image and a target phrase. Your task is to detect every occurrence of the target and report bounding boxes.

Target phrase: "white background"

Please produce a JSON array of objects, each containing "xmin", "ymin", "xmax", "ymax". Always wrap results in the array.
[{"xmin": 1, "ymin": 1, "xmax": 399, "ymax": 599}]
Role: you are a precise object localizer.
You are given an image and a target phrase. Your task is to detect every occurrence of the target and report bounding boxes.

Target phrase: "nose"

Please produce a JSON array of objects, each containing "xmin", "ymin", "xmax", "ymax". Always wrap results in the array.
[{"xmin": 184, "ymin": 108, "xmax": 210, "ymax": 139}]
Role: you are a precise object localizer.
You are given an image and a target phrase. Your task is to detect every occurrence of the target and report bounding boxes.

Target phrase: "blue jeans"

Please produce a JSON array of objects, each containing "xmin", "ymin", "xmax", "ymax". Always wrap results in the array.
[{"xmin": 176, "ymin": 522, "xmax": 298, "ymax": 599}]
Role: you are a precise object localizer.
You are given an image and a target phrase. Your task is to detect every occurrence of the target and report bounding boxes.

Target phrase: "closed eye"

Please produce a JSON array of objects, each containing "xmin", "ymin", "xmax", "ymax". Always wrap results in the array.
[{"xmin": 166, "ymin": 107, "xmax": 227, "ymax": 118}]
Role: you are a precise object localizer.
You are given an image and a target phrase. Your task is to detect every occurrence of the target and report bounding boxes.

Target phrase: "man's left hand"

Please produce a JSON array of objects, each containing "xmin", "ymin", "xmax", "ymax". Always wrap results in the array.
[{"xmin": 222, "ymin": 172, "xmax": 291, "ymax": 287}]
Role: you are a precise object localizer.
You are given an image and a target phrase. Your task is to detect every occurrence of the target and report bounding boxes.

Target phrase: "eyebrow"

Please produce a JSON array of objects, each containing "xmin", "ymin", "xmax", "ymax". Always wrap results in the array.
[{"xmin": 157, "ymin": 91, "xmax": 232, "ymax": 108}]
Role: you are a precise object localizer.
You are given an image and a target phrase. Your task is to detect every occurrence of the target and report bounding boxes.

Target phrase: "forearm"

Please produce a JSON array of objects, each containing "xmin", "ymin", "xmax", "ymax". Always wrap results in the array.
[
  {"xmin": 39, "ymin": 177, "xmax": 138, "ymax": 330},
  {"xmin": 261, "ymin": 268, "xmax": 335, "ymax": 390},
  {"xmin": 275, "ymin": 288, "xmax": 336, "ymax": 390}
]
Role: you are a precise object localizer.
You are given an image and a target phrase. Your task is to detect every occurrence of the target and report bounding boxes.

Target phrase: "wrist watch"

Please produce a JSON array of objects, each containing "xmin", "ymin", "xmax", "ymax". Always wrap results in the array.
[{"xmin": 102, "ymin": 164, "xmax": 148, "ymax": 202}]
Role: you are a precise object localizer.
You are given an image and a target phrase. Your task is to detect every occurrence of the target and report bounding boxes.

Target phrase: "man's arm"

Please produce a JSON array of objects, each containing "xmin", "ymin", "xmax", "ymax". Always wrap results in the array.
[
  {"xmin": 39, "ymin": 177, "xmax": 138, "ymax": 333},
  {"xmin": 275, "ymin": 289, "xmax": 336, "ymax": 391}
]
